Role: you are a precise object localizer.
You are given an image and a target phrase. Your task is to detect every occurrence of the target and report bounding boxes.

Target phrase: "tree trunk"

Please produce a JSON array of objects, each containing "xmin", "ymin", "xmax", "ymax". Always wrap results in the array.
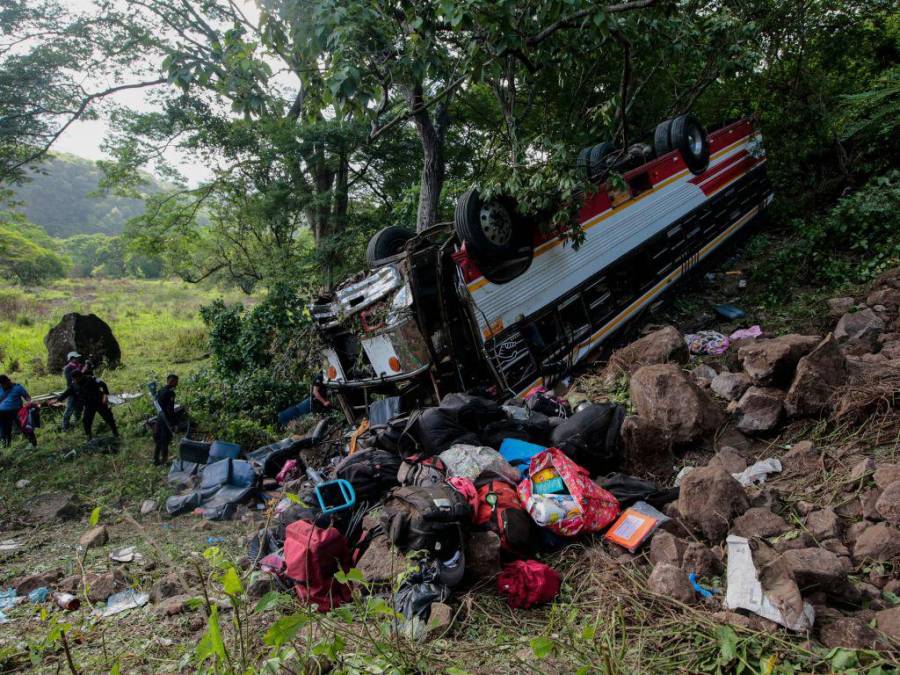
[{"xmin": 408, "ymin": 82, "xmax": 450, "ymax": 232}]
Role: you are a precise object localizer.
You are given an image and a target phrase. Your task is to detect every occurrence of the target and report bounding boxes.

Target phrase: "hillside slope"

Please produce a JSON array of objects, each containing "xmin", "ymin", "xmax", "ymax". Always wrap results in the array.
[{"xmin": 9, "ymin": 153, "xmax": 169, "ymax": 237}]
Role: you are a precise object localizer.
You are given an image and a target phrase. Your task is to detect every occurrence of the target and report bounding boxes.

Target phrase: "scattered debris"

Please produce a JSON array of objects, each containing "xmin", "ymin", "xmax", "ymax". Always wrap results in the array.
[
  {"xmin": 100, "ymin": 589, "xmax": 149, "ymax": 617},
  {"xmin": 109, "ymin": 546, "xmax": 144, "ymax": 564},
  {"xmin": 732, "ymin": 458, "xmax": 782, "ymax": 487}
]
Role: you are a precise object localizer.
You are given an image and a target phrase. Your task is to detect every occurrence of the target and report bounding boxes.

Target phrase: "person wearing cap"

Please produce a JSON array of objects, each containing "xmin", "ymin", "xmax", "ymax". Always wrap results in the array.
[
  {"xmin": 153, "ymin": 373, "xmax": 178, "ymax": 466},
  {"xmin": 0, "ymin": 374, "xmax": 37, "ymax": 448},
  {"xmin": 57, "ymin": 367, "xmax": 119, "ymax": 440},
  {"xmin": 61, "ymin": 351, "xmax": 84, "ymax": 431}
]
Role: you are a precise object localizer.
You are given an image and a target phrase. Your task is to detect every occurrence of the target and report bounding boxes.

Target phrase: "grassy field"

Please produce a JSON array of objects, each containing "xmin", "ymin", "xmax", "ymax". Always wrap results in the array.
[{"xmin": 0, "ymin": 278, "xmax": 253, "ymax": 395}]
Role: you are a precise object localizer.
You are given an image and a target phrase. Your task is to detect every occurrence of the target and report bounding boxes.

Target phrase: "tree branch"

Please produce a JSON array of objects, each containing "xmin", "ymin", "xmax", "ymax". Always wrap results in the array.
[{"xmin": 526, "ymin": 0, "xmax": 659, "ymax": 46}]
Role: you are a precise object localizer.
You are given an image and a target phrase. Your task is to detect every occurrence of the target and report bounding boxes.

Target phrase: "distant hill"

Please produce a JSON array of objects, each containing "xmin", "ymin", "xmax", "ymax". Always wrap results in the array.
[{"xmin": 9, "ymin": 153, "xmax": 170, "ymax": 238}]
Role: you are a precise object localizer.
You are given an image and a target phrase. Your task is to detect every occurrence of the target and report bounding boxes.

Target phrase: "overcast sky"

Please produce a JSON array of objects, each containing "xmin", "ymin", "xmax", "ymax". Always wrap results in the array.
[{"xmin": 53, "ymin": 0, "xmax": 261, "ymax": 186}]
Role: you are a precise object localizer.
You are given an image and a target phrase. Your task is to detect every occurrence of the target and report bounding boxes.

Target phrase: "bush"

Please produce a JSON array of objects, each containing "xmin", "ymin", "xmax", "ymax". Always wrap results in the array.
[
  {"xmin": 186, "ymin": 283, "xmax": 320, "ymax": 436},
  {"xmin": 750, "ymin": 171, "xmax": 900, "ymax": 302}
]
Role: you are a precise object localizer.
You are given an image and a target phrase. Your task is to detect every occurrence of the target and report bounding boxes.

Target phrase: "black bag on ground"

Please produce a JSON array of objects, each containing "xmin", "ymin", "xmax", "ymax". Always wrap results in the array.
[
  {"xmin": 596, "ymin": 472, "xmax": 679, "ymax": 510},
  {"xmin": 412, "ymin": 407, "xmax": 480, "ymax": 456},
  {"xmin": 480, "ymin": 413, "xmax": 553, "ymax": 449},
  {"xmin": 381, "ymin": 483, "xmax": 472, "ymax": 556},
  {"xmin": 550, "ymin": 403, "xmax": 626, "ymax": 476},
  {"xmin": 334, "ymin": 448, "xmax": 402, "ymax": 503},
  {"xmin": 437, "ymin": 393, "xmax": 505, "ymax": 430}
]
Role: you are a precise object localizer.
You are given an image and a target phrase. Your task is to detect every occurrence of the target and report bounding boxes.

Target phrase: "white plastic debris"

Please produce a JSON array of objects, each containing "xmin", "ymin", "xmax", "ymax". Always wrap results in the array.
[
  {"xmin": 0, "ymin": 539, "xmax": 21, "ymax": 552},
  {"xmin": 725, "ymin": 535, "xmax": 814, "ymax": 631},
  {"xmin": 99, "ymin": 589, "xmax": 149, "ymax": 617},
  {"xmin": 732, "ymin": 458, "xmax": 782, "ymax": 487},
  {"xmin": 109, "ymin": 546, "xmax": 144, "ymax": 564},
  {"xmin": 674, "ymin": 466, "xmax": 695, "ymax": 487},
  {"xmin": 15, "ymin": 479, "xmax": 29, "ymax": 489}
]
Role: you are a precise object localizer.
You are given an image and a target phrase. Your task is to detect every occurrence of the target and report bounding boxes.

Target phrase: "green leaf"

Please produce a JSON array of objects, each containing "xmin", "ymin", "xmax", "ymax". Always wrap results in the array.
[
  {"xmin": 221, "ymin": 566, "xmax": 242, "ymax": 596},
  {"xmin": 263, "ymin": 613, "xmax": 310, "ymax": 648},
  {"xmin": 828, "ymin": 647, "xmax": 859, "ymax": 670},
  {"xmin": 581, "ymin": 624, "xmax": 597, "ymax": 641},
  {"xmin": 195, "ymin": 604, "xmax": 226, "ymax": 665},
  {"xmin": 717, "ymin": 625, "xmax": 738, "ymax": 664},
  {"xmin": 530, "ymin": 636, "xmax": 555, "ymax": 658},
  {"xmin": 254, "ymin": 590, "xmax": 283, "ymax": 613},
  {"xmin": 89, "ymin": 506, "xmax": 101, "ymax": 527}
]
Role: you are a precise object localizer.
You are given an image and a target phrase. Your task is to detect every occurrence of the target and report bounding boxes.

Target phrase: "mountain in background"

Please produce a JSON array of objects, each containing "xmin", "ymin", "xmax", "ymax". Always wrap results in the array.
[{"xmin": 9, "ymin": 153, "xmax": 170, "ymax": 238}]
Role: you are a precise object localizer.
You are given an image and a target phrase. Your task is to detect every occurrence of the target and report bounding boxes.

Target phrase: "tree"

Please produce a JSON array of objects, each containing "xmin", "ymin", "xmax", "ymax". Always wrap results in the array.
[
  {"xmin": 0, "ymin": 0, "xmax": 165, "ymax": 187},
  {"xmin": 0, "ymin": 210, "xmax": 70, "ymax": 283}
]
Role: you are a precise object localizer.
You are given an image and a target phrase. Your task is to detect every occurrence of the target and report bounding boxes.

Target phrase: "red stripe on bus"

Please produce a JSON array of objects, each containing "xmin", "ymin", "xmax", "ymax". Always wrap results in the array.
[
  {"xmin": 699, "ymin": 155, "xmax": 761, "ymax": 196},
  {"xmin": 689, "ymin": 149, "xmax": 749, "ymax": 186}
]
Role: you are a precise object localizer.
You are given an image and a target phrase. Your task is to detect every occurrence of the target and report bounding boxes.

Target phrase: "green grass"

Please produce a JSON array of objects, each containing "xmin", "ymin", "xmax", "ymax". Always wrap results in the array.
[{"xmin": 0, "ymin": 278, "xmax": 252, "ymax": 395}]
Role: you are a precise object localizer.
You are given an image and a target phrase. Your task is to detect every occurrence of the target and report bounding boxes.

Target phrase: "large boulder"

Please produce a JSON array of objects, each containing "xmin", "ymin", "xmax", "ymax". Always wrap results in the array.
[
  {"xmin": 732, "ymin": 386, "xmax": 784, "ymax": 434},
  {"xmin": 676, "ymin": 465, "xmax": 749, "ymax": 542},
  {"xmin": 784, "ymin": 334, "xmax": 848, "ymax": 417},
  {"xmin": 619, "ymin": 415, "xmax": 675, "ymax": 478},
  {"xmin": 629, "ymin": 364, "xmax": 724, "ymax": 444},
  {"xmin": 44, "ymin": 312, "xmax": 121, "ymax": 372},
  {"xmin": 737, "ymin": 334, "xmax": 820, "ymax": 386},
  {"xmin": 31, "ymin": 491, "xmax": 81, "ymax": 522},
  {"xmin": 604, "ymin": 326, "xmax": 688, "ymax": 385}
]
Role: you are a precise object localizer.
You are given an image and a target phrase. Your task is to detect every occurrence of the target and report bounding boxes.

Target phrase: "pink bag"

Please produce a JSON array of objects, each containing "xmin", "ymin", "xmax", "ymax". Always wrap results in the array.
[{"xmin": 517, "ymin": 447, "xmax": 619, "ymax": 537}]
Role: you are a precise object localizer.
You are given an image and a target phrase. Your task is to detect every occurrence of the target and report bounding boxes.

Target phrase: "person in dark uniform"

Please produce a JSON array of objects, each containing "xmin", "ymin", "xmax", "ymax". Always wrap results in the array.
[
  {"xmin": 58, "ymin": 368, "xmax": 119, "ymax": 440},
  {"xmin": 61, "ymin": 351, "xmax": 84, "ymax": 431},
  {"xmin": 154, "ymin": 373, "xmax": 178, "ymax": 466}
]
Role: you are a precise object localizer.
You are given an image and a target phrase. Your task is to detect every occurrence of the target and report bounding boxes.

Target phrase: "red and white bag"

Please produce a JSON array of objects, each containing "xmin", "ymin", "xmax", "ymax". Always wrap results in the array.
[{"xmin": 517, "ymin": 447, "xmax": 619, "ymax": 537}]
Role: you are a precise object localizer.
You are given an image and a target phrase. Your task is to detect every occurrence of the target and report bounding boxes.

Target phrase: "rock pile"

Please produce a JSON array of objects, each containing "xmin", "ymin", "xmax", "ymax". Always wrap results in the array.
[{"xmin": 599, "ymin": 267, "xmax": 900, "ymax": 649}]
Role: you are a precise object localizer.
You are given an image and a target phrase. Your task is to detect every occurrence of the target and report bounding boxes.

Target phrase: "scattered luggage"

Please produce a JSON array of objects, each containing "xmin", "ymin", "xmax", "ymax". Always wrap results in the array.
[
  {"xmin": 381, "ymin": 483, "xmax": 471, "ymax": 557},
  {"xmin": 497, "ymin": 560, "xmax": 561, "ymax": 608},
  {"xmin": 284, "ymin": 520, "xmax": 351, "ymax": 611}
]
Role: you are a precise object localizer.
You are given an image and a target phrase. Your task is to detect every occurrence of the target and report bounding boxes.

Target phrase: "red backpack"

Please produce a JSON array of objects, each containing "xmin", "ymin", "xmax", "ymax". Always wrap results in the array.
[
  {"xmin": 473, "ymin": 475, "xmax": 538, "ymax": 555},
  {"xmin": 284, "ymin": 520, "xmax": 351, "ymax": 612}
]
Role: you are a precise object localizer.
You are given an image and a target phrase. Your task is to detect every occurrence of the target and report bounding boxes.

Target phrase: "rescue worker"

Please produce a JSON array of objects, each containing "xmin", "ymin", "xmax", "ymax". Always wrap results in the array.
[
  {"xmin": 58, "ymin": 368, "xmax": 119, "ymax": 440},
  {"xmin": 61, "ymin": 351, "xmax": 84, "ymax": 431},
  {"xmin": 153, "ymin": 373, "xmax": 178, "ymax": 466},
  {"xmin": 0, "ymin": 374, "xmax": 37, "ymax": 448}
]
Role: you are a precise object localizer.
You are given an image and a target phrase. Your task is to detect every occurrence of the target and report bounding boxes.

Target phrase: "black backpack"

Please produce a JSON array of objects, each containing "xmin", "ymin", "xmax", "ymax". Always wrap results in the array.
[
  {"xmin": 380, "ymin": 484, "xmax": 472, "ymax": 556},
  {"xmin": 334, "ymin": 449, "xmax": 402, "ymax": 503}
]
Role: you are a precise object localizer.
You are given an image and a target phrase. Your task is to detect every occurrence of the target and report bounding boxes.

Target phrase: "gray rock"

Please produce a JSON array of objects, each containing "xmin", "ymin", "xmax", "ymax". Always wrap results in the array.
[
  {"xmin": 834, "ymin": 308, "xmax": 884, "ymax": 346},
  {"xmin": 13, "ymin": 570, "xmax": 63, "ymax": 595},
  {"xmin": 772, "ymin": 532, "xmax": 815, "ymax": 552},
  {"xmin": 762, "ymin": 547, "xmax": 844, "ymax": 589},
  {"xmin": 85, "ymin": 569, "xmax": 127, "ymax": 602},
  {"xmin": 861, "ymin": 488, "xmax": 883, "ymax": 521},
  {"xmin": 647, "ymin": 563, "xmax": 694, "ymax": 603},
  {"xmin": 78, "ymin": 525, "xmax": 108, "ymax": 549},
  {"xmin": 707, "ymin": 446, "xmax": 747, "ymax": 474},
  {"xmin": 150, "ymin": 573, "xmax": 183, "ymax": 603},
  {"xmin": 32, "ymin": 491, "xmax": 80, "ymax": 522},
  {"xmin": 737, "ymin": 334, "xmax": 820, "ymax": 386},
  {"xmin": 649, "ymin": 531, "xmax": 689, "ymax": 567},
  {"xmin": 805, "ymin": 508, "xmax": 841, "ymax": 540},
  {"xmin": 844, "ymin": 521, "xmax": 873, "ymax": 546},
  {"xmin": 676, "ymin": 465, "xmax": 749, "ymax": 542},
  {"xmin": 356, "ymin": 534, "xmax": 408, "ymax": 585},
  {"xmin": 875, "ymin": 481, "xmax": 900, "ymax": 526},
  {"xmin": 874, "ymin": 464, "xmax": 900, "ymax": 490},
  {"xmin": 154, "ymin": 594, "xmax": 194, "ymax": 616},
  {"xmin": 710, "ymin": 371, "xmax": 752, "ymax": 401},
  {"xmin": 820, "ymin": 539, "xmax": 850, "ymax": 557},
  {"xmin": 827, "ymin": 297, "xmax": 856, "ymax": 318},
  {"xmin": 850, "ymin": 458, "xmax": 876, "ymax": 483},
  {"xmin": 140, "ymin": 500, "xmax": 158, "ymax": 516},
  {"xmin": 784, "ymin": 334, "xmax": 849, "ymax": 417},
  {"xmin": 853, "ymin": 522, "xmax": 900, "ymax": 562},
  {"xmin": 866, "ymin": 287, "xmax": 900, "ymax": 310},
  {"xmin": 782, "ymin": 440, "xmax": 819, "ymax": 475},
  {"xmin": 691, "ymin": 364, "xmax": 718, "ymax": 384},
  {"xmin": 682, "ymin": 542, "xmax": 724, "ymax": 577},
  {"xmin": 874, "ymin": 605, "xmax": 900, "ymax": 644},
  {"xmin": 603, "ymin": 326, "xmax": 688, "ymax": 385},
  {"xmin": 734, "ymin": 386, "xmax": 784, "ymax": 434},
  {"xmin": 44, "ymin": 312, "xmax": 121, "ymax": 372},
  {"xmin": 427, "ymin": 602, "xmax": 454, "ymax": 634},
  {"xmin": 629, "ymin": 364, "xmax": 725, "ymax": 444},
  {"xmin": 731, "ymin": 507, "xmax": 791, "ymax": 539},
  {"xmin": 820, "ymin": 617, "xmax": 882, "ymax": 649},
  {"xmin": 619, "ymin": 415, "xmax": 674, "ymax": 479}
]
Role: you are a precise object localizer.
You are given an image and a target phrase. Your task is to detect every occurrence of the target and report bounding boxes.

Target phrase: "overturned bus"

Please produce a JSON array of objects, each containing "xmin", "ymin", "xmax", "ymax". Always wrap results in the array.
[{"xmin": 311, "ymin": 115, "xmax": 772, "ymax": 424}]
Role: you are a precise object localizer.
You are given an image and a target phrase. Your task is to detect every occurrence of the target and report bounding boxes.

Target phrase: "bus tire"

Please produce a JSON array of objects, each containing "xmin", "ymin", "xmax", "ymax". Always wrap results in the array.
[
  {"xmin": 455, "ymin": 188, "xmax": 523, "ymax": 259},
  {"xmin": 654, "ymin": 118, "xmax": 674, "ymax": 156},
  {"xmin": 670, "ymin": 113, "xmax": 709, "ymax": 174},
  {"xmin": 366, "ymin": 226, "xmax": 414, "ymax": 267},
  {"xmin": 588, "ymin": 142, "xmax": 617, "ymax": 180}
]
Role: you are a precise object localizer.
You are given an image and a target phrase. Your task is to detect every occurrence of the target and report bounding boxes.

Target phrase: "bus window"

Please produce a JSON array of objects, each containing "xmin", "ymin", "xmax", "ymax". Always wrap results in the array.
[
  {"xmin": 584, "ymin": 279, "xmax": 613, "ymax": 325},
  {"xmin": 533, "ymin": 312, "xmax": 563, "ymax": 356},
  {"xmin": 559, "ymin": 295, "xmax": 591, "ymax": 341}
]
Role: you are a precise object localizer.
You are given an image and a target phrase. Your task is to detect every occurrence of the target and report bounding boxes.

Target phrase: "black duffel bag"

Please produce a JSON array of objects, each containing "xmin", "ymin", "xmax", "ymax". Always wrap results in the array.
[{"xmin": 550, "ymin": 403, "xmax": 626, "ymax": 476}]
